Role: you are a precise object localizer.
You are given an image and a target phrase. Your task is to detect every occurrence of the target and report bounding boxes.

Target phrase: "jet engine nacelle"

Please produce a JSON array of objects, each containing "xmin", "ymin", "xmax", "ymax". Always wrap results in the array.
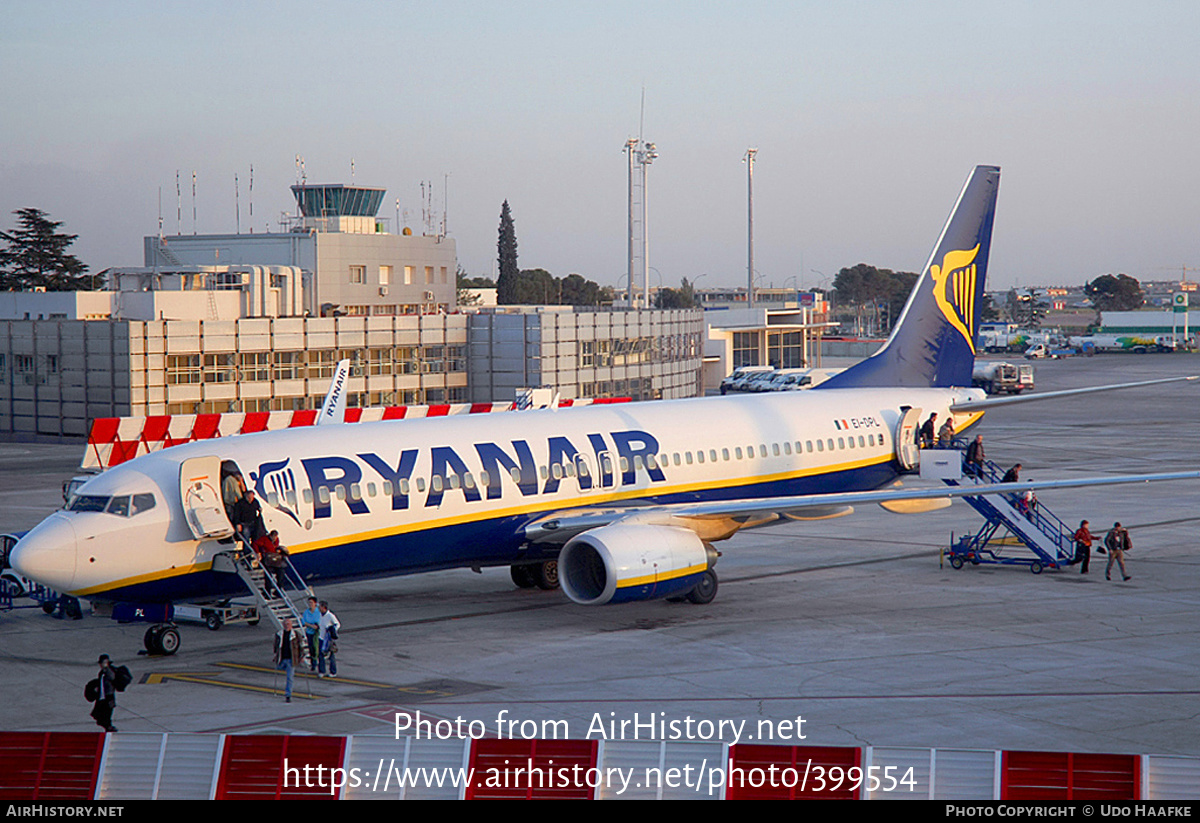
[{"xmin": 559, "ymin": 523, "xmax": 713, "ymax": 605}]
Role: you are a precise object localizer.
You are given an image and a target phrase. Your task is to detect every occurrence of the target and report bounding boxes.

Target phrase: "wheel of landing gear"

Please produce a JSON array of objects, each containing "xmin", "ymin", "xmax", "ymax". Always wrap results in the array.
[
  {"xmin": 144, "ymin": 625, "xmax": 162, "ymax": 653},
  {"xmin": 510, "ymin": 564, "xmax": 537, "ymax": 589},
  {"xmin": 949, "ymin": 555, "xmax": 964, "ymax": 570},
  {"xmin": 535, "ymin": 559, "xmax": 559, "ymax": 590},
  {"xmin": 687, "ymin": 570, "xmax": 718, "ymax": 605},
  {"xmin": 157, "ymin": 626, "xmax": 181, "ymax": 655}
]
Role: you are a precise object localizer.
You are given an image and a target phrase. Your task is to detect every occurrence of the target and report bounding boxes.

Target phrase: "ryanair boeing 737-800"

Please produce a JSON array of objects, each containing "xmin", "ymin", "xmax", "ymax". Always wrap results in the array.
[{"xmin": 11, "ymin": 166, "xmax": 1198, "ymax": 654}]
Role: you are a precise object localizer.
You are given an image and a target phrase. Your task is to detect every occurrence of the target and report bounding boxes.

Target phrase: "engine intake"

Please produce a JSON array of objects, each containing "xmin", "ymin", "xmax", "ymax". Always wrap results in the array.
[{"xmin": 559, "ymin": 523, "xmax": 713, "ymax": 605}]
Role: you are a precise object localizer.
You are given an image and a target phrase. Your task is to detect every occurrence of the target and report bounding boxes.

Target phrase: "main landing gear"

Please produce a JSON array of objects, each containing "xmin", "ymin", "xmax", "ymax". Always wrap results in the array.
[
  {"xmin": 510, "ymin": 560, "xmax": 559, "ymax": 591},
  {"xmin": 686, "ymin": 569, "xmax": 718, "ymax": 605},
  {"xmin": 143, "ymin": 623, "xmax": 181, "ymax": 656},
  {"xmin": 668, "ymin": 569, "xmax": 719, "ymax": 605}
]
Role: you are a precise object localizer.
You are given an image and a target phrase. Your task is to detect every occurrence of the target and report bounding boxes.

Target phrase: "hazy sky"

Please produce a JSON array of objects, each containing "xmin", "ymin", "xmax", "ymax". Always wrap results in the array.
[{"xmin": 3, "ymin": 1, "xmax": 1199, "ymax": 291}]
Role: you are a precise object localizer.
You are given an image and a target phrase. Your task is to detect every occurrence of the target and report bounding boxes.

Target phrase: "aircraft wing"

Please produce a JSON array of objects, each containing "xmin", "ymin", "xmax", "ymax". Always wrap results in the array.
[
  {"xmin": 522, "ymin": 470, "xmax": 1200, "ymax": 544},
  {"xmin": 949, "ymin": 375, "xmax": 1198, "ymax": 412}
]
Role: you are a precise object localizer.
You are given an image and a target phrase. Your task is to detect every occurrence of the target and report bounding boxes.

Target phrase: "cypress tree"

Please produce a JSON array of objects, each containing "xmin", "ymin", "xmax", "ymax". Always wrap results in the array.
[{"xmin": 496, "ymin": 200, "xmax": 519, "ymax": 304}]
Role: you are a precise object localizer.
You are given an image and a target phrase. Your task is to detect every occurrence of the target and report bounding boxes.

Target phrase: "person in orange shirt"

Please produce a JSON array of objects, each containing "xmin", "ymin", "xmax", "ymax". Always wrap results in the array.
[{"xmin": 1073, "ymin": 519, "xmax": 1094, "ymax": 574}]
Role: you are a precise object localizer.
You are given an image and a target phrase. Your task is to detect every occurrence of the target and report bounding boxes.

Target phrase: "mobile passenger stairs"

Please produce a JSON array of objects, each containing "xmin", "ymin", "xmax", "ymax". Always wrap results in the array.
[
  {"xmin": 174, "ymin": 454, "xmax": 317, "ymax": 660},
  {"xmin": 943, "ymin": 456, "xmax": 1078, "ymax": 574},
  {"xmin": 220, "ymin": 537, "xmax": 316, "ymax": 668}
]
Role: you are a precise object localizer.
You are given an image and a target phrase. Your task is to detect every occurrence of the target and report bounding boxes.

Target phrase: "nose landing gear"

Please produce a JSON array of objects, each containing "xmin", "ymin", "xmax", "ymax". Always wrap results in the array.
[{"xmin": 143, "ymin": 624, "xmax": 181, "ymax": 656}]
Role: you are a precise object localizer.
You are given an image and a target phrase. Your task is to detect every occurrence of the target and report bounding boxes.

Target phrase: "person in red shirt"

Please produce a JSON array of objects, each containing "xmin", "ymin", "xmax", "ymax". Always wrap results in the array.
[
  {"xmin": 253, "ymin": 530, "xmax": 289, "ymax": 589},
  {"xmin": 1073, "ymin": 519, "xmax": 1094, "ymax": 574}
]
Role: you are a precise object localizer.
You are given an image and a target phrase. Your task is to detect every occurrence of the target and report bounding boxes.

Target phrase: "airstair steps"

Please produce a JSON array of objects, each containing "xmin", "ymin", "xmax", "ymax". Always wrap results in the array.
[
  {"xmin": 221, "ymin": 539, "xmax": 316, "ymax": 667},
  {"xmin": 943, "ymin": 456, "xmax": 1078, "ymax": 573}
]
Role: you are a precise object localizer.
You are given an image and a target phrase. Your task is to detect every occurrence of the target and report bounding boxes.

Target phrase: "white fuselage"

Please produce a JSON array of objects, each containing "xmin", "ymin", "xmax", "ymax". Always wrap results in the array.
[{"xmin": 11, "ymin": 386, "xmax": 984, "ymax": 604}]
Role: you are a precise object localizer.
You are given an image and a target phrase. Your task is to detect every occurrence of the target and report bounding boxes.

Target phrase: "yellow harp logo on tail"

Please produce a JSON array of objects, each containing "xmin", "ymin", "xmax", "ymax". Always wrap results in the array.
[{"xmin": 929, "ymin": 244, "xmax": 980, "ymax": 354}]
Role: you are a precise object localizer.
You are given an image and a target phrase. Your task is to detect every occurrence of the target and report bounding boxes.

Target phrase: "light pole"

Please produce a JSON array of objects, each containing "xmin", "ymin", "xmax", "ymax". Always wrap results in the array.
[
  {"xmin": 625, "ymin": 138, "xmax": 659, "ymax": 309},
  {"xmin": 692, "ymin": 272, "xmax": 709, "ymax": 307}
]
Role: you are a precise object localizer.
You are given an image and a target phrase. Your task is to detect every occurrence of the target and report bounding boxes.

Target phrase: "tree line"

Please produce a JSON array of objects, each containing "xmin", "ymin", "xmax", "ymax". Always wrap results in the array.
[{"xmin": 491, "ymin": 200, "xmax": 696, "ymax": 308}]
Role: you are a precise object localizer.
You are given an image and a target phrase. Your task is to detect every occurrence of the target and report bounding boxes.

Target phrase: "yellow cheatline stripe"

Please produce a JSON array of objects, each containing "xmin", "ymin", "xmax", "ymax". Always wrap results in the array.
[
  {"xmin": 74, "ymin": 561, "xmax": 216, "ymax": 596},
  {"xmin": 616, "ymin": 563, "xmax": 709, "ymax": 589},
  {"xmin": 285, "ymin": 452, "xmax": 898, "ymax": 555}
]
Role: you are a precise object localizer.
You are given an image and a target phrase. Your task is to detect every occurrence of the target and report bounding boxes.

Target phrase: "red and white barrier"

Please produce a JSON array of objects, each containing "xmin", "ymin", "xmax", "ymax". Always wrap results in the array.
[
  {"xmin": 2, "ymin": 731, "xmax": 1194, "ymax": 800},
  {"xmin": 82, "ymin": 398, "xmax": 631, "ymax": 470}
]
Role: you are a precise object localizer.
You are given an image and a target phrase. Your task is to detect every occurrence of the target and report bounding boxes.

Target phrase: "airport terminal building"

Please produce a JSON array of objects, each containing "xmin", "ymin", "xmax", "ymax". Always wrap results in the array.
[
  {"xmin": 0, "ymin": 182, "xmax": 704, "ymax": 437},
  {"xmin": 0, "ymin": 301, "xmax": 702, "ymax": 438}
]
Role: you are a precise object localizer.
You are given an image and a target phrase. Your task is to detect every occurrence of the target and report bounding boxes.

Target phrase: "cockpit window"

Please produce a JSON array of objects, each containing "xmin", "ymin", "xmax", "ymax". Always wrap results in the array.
[
  {"xmin": 69, "ymin": 495, "xmax": 111, "ymax": 513},
  {"xmin": 68, "ymin": 493, "xmax": 156, "ymax": 517}
]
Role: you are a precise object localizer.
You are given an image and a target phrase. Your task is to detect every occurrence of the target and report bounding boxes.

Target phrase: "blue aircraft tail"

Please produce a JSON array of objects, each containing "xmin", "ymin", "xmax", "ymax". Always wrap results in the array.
[{"xmin": 817, "ymin": 165, "xmax": 1001, "ymax": 389}]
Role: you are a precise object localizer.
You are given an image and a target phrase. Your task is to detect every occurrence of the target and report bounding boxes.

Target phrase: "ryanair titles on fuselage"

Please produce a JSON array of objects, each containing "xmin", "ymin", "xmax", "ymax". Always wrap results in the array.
[{"xmin": 249, "ymin": 428, "xmax": 667, "ymax": 523}]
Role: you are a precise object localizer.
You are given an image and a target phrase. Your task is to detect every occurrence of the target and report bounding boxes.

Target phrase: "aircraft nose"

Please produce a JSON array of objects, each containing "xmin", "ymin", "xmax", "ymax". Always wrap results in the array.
[{"xmin": 10, "ymin": 513, "xmax": 78, "ymax": 593}]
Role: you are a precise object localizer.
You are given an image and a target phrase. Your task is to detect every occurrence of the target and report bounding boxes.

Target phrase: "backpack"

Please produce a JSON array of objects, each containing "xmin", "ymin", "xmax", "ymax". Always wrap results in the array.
[
  {"xmin": 113, "ymin": 665, "xmax": 133, "ymax": 692},
  {"xmin": 84, "ymin": 678, "xmax": 100, "ymax": 702}
]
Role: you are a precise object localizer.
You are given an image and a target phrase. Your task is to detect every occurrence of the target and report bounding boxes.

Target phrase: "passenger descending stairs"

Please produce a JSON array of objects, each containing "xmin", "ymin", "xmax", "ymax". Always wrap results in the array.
[
  {"xmin": 943, "ymin": 457, "xmax": 1078, "ymax": 573},
  {"xmin": 228, "ymin": 540, "xmax": 316, "ymax": 667}
]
